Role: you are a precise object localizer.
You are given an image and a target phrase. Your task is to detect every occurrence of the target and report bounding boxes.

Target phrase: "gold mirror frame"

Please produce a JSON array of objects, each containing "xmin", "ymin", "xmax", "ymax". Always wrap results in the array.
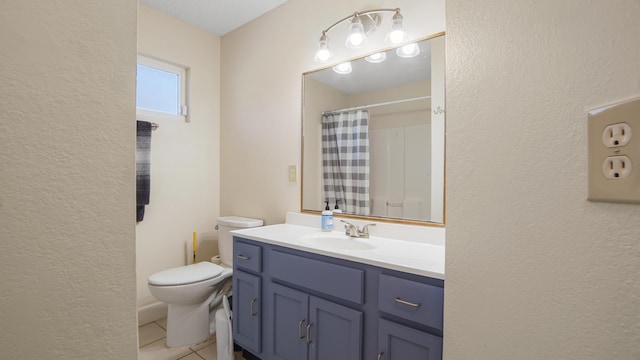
[{"xmin": 300, "ymin": 32, "xmax": 446, "ymax": 227}]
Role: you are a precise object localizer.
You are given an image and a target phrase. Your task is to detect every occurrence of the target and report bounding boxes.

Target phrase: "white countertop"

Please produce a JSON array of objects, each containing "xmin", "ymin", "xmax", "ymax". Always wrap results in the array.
[{"xmin": 232, "ymin": 221, "xmax": 445, "ymax": 280}]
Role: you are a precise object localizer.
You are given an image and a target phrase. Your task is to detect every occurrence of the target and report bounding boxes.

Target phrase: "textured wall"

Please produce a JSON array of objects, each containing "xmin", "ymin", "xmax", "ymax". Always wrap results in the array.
[
  {"xmin": 136, "ymin": 4, "xmax": 222, "ymax": 308},
  {"xmin": 445, "ymin": 1, "xmax": 640, "ymax": 359},
  {"xmin": 220, "ymin": 0, "xmax": 445, "ymax": 225},
  {"xmin": 0, "ymin": 0, "xmax": 138, "ymax": 359}
]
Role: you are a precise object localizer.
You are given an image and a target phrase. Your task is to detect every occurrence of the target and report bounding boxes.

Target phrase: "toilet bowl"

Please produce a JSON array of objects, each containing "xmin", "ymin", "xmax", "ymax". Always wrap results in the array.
[
  {"xmin": 147, "ymin": 216, "xmax": 263, "ymax": 347},
  {"xmin": 148, "ymin": 262, "xmax": 232, "ymax": 347}
]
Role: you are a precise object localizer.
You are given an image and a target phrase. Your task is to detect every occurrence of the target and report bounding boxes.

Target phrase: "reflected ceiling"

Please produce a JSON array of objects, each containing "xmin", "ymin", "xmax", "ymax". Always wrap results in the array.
[{"xmin": 307, "ymin": 41, "xmax": 431, "ymax": 95}]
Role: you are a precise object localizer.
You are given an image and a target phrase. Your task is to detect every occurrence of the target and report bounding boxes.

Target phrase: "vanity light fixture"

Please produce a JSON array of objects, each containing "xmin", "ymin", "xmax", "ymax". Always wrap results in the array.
[
  {"xmin": 332, "ymin": 62, "xmax": 352, "ymax": 74},
  {"xmin": 314, "ymin": 8, "xmax": 406, "ymax": 63},
  {"xmin": 396, "ymin": 43, "xmax": 420, "ymax": 58},
  {"xmin": 365, "ymin": 52, "xmax": 387, "ymax": 63}
]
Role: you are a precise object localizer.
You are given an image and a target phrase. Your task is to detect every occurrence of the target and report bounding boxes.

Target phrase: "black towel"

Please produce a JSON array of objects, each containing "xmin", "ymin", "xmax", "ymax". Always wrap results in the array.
[{"xmin": 136, "ymin": 121, "xmax": 152, "ymax": 222}]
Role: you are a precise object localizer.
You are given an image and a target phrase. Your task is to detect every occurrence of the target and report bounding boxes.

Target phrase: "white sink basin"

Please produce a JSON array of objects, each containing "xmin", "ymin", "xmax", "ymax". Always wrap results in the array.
[{"xmin": 299, "ymin": 233, "xmax": 375, "ymax": 251}]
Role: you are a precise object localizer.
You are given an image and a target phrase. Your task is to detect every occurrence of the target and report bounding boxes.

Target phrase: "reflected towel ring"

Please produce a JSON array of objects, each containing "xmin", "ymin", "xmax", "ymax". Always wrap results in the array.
[{"xmin": 433, "ymin": 106, "xmax": 445, "ymax": 115}]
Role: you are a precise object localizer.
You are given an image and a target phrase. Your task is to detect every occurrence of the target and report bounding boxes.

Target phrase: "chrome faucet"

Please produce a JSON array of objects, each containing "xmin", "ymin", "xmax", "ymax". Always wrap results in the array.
[{"xmin": 340, "ymin": 220, "xmax": 376, "ymax": 238}]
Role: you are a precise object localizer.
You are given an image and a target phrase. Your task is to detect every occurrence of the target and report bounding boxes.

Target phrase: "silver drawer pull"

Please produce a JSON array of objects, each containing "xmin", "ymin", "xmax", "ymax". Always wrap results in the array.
[
  {"xmin": 298, "ymin": 319, "xmax": 306, "ymax": 339},
  {"xmin": 377, "ymin": 352, "xmax": 384, "ymax": 360},
  {"xmin": 236, "ymin": 254, "xmax": 251, "ymax": 260},
  {"xmin": 306, "ymin": 323, "xmax": 313, "ymax": 344},
  {"xmin": 250, "ymin": 299, "xmax": 257, "ymax": 316},
  {"xmin": 394, "ymin": 297, "xmax": 421, "ymax": 308}
]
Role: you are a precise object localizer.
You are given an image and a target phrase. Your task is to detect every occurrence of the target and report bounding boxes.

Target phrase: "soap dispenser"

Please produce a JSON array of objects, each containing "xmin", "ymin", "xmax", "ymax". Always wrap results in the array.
[
  {"xmin": 321, "ymin": 201, "xmax": 334, "ymax": 232},
  {"xmin": 333, "ymin": 200, "xmax": 342, "ymax": 214}
]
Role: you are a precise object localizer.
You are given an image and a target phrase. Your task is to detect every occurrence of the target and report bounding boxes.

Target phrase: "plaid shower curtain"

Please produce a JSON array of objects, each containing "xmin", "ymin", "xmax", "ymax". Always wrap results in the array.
[{"xmin": 321, "ymin": 110, "xmax": 370, "ymax": 216}]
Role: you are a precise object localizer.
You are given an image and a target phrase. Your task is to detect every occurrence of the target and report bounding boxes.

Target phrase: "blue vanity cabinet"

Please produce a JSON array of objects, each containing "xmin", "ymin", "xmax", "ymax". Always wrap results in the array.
[{"xmin": 232, "ymin": 236, "xmax": 444, "ymax": 360}]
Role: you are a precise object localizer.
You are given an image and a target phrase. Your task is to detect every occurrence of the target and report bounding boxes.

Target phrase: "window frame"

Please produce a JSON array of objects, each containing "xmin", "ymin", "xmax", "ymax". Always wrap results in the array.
[{"xmin": 136, "ymin": 54, "xmax": 189, "ymax": 123}]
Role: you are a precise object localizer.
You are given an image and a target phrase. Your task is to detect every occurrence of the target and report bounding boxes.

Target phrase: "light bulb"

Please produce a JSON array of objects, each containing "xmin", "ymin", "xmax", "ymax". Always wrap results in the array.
[
  {"xmin": 365, "ymin": 52, "xmax": 387, "ymax": 63},
  {"xmin": 315, "ymin": 48, "xmax": 331, "ymax": 62},
  {"xmin": 348, "ymin": 33, "xmax": 365, "ymax": 47},
  {"xmin": 332, "ymin": 62, "xmax": 352, "ymax": 74},
  {"xmin": 389, "ymin": 29, "xmax": 404, "ymax": 44},
  {"xmin": 396, "ymin": 43, "xmax": 420, "ymax": 58}
]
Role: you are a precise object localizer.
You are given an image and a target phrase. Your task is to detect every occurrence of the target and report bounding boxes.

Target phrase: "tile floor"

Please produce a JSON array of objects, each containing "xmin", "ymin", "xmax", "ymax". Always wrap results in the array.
[{"xmin": 138, "ymin": 318, "xmax": 246, "ymax": 360}]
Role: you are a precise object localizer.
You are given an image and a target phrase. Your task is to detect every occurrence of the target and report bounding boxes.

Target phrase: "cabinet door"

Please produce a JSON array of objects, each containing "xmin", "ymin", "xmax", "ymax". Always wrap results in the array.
[
  {"xmin": 378, "ymin": 319, "xmax": 442, "ymax": 360},
  {"xmin": 233, "ymin": 270, "xmax": 261, "ymax": 354},
  {"xmin": 308, "ymin": 296, "xmax": 363, "ymax": 360},
  {"xmin": 268, "ymin": 283, "xmax": 309, "ymax": 360}
]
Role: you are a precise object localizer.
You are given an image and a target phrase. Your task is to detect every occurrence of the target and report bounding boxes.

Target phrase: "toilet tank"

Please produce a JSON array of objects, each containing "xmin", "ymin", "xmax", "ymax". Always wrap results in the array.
[{"xmin": 217, "ymin": 216, "xmax": 263, "ymax": 266}]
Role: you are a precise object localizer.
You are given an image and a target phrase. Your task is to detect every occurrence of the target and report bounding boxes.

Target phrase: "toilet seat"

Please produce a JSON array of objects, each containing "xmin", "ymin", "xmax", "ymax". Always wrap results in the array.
[{"xmin": 149, "ymin": 262, "xmax": 224, "ymax": 286}]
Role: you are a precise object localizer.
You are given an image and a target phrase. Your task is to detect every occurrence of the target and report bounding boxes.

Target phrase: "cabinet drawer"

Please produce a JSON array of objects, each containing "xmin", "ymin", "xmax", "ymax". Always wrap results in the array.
[
  {"xmin": 233, "ymin": 241, "xmax": 262, "ymax": 273},
  {"xmin": 378, "ymin": 274, "xmax": 443, "ymax": 330},
  {"xmin": 270, "ymin": 250, "xmax": 364, "ymax": 304}
]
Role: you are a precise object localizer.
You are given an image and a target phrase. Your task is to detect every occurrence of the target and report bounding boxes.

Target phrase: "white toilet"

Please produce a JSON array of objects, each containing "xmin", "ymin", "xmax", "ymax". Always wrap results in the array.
[{"xmin": 148, "ymin": 216, "xmax": 263, "ymax": 347}]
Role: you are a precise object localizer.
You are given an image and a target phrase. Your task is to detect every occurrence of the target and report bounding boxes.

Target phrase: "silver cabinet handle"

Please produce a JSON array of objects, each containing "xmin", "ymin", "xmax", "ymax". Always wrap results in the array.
[
  {"xmin": 236, "ymin": 254, "xmax": 250, "ymax": 260},
  {"xmin": 250, "ymin": 299, "xmax": 257, "ymax": 316},
  {"xmin": 306, "ymin": 323, "xmax": 313, "ymax": 344},
  {"xmin": 298, "ymin": 319, "xmax": 306, "ymax": 339},
  {"xmin": 377, "ymin": 352, "xmax": 384, "ymax": 360},
  {"xmin": 394, "ymin": 297, "xmax": 421, "ymax": 308}
]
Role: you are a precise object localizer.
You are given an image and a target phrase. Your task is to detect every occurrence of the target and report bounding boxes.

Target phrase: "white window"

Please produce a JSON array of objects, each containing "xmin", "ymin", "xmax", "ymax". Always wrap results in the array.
[{"xmin": 136, "ymin": 55, "xmax": 188, "ymax": 122}]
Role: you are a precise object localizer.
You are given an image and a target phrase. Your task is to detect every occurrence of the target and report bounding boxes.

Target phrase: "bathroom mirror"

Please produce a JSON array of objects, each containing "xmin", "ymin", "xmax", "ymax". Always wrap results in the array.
[{"xmin": 301, "ymin": 33, "xmax": 445, "ymax": 225}]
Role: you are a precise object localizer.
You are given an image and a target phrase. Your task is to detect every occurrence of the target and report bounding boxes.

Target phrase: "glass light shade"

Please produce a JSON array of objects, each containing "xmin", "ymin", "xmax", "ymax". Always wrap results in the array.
[
  {"xmin": 314, "ymin": 34, "xmax": 331, "ymax": 62},
  {"xmin": 387, "ymin": 12, "xmax": 405, "ymax": 44},
  {"xmin": 345, "ymin": 16, "xmax": 367, "ymax": 48},
  {"xmin": 365, "ymin": 52, "xmax": 387, "ymax": 63},
  {"xmin": 396, "ymin": 43, "xmax": 420, "ymax": 58},
  {"xmin": 332, "ymin": 62, "xmax": 352, "ymax": 74}
]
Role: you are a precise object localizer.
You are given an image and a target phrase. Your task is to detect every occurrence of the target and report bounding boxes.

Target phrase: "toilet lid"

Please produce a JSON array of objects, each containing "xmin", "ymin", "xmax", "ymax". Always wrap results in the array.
[{"xmin": 148, "ymin": 262, "xmax": 224, "ymax": 286}]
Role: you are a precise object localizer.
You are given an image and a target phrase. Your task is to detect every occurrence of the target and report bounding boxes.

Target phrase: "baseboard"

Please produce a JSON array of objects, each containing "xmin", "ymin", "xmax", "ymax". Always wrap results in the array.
[{"xmin": 137, "ymin": 301, "xmax": 168, "ymax": 326}]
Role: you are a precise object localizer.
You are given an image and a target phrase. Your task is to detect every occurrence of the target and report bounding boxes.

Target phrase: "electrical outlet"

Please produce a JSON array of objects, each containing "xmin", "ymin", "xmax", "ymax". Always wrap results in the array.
[
  {"xmin": 602, "ymin": 122, "xmax": 632, "ymax": 148},
  {"xmin": 587, "ymin": 96, "xmax": 640, "ymax": 204},
  {"xmin": 602, "ymin": 155, "xmax": 632, "ymax": 179}
]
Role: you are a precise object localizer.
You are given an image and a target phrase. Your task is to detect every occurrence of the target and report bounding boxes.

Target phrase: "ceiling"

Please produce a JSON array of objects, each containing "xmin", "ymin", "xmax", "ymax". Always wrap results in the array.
[{"xmin": 139, "ymin": 0, "xmax": 288, "ymax": 36}]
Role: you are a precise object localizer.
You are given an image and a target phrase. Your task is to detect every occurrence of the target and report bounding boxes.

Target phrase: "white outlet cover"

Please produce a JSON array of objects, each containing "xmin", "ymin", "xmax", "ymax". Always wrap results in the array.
[{"xmin": 587, "ymin": 95, "xmax": 640, "ymax": 204}]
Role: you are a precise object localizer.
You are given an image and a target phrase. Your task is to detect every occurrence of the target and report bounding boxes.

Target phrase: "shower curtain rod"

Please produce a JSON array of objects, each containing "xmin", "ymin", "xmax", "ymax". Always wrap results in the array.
[{"xmin": 322, "ymin": 95, "xmax": 431, "ymax": 115}]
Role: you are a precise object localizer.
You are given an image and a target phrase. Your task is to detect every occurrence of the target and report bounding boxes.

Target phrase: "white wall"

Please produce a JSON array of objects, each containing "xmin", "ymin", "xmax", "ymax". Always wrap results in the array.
[
  {"xmin": 0, "ymin": 0, "xmax": 138, "ymax": 359},
  {"xmin": 359, "ymin": 82, "xmax": 432, "ymax": 220},
  {"xmin": 136, "ymin": 5, "xmax": 222, "ymax": 307},
  {"xmin": 221, "ymin": 0, "xmax": 445, "ymax": 225},
  {"xmin": 445, "ymin": 1, "xmax": 640, "ymax": 359}
]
